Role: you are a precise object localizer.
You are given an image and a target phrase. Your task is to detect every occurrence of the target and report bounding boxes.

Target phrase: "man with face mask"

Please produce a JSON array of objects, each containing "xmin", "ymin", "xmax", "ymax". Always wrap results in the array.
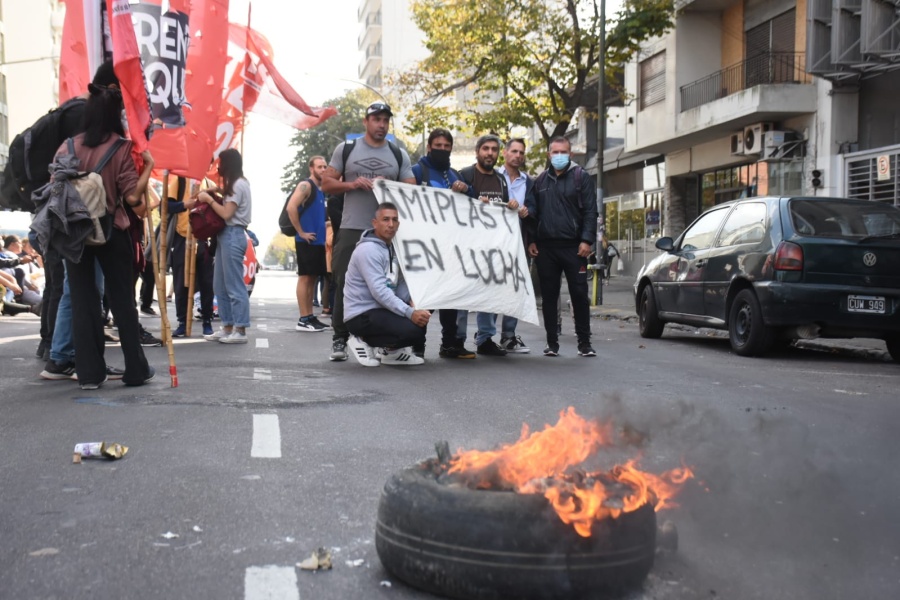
[
  {"xmin": 524, "ymin": 136, "xmax": 598, "ymax": 358},
  {"xmin": 411, "ymin": 128, "xmax": 477, "ymax": 359}
]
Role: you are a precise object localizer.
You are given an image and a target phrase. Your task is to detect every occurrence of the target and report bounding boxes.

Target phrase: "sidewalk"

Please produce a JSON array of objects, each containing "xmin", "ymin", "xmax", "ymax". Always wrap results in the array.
[{"xmin": 580, "ymin": 274, "xmax": 894, "ymax": 362}]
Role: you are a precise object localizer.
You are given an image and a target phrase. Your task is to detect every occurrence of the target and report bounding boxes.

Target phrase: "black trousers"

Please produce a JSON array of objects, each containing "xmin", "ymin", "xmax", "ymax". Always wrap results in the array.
[
  {"xmin": 67, "ymin": 229, "xmax": 150, "ymax": 386},
  {"xmin": 331, "ymin": 228, "xmax": 364, "ymax": 342},
  {"xmin": 346, "ymin": 308, "xmax": 426, "ymax": 349},
  {"xmin": 438, "ymin": 309, "xmax": 459, "ymax": 347},
  {"xmin": 535, "ymin": 244, "xmax": 591, "ymax": 345},
  {"xmin": 171, "ymin": 234, "xmax": 214, "ymax": 324},
  {"xmin": 39, "ymin": 246, "xmax": 65, "ymax": 345},
  {"xmin": 138, "ymin": 257, "xmax": 155, "ymax": 309}
]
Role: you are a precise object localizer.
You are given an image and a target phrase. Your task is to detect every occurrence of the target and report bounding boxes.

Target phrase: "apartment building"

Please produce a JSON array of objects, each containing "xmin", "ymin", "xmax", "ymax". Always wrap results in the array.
[
  {"xmin": 0, "ymin": 0, "xmax": 64, "ymax": 168},
  {"xmin": 358, "ymin": 0, "xmax": 426, "ymax": 91},
  {"xmin": 599, "ymin": 0, "xmax": 899, "ymax": 270}
]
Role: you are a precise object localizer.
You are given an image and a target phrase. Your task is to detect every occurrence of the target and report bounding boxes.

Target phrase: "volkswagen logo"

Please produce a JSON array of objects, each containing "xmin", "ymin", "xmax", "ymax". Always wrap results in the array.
[{"xmin": 862, "ymin": 252, "xmax": 877, "ymax": 267}]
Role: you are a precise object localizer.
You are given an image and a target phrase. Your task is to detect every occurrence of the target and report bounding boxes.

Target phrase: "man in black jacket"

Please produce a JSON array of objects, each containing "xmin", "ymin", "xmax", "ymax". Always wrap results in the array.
[{"xmin": 524, "ymin": 136, "xmax": 598, "ymax": 358}]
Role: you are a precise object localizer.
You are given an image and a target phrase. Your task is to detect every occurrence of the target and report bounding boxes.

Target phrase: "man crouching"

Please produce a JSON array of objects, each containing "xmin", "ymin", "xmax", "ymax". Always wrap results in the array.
[{"xmin": 344, "ymin": 202, "xmax": 430, "ymax": 366}]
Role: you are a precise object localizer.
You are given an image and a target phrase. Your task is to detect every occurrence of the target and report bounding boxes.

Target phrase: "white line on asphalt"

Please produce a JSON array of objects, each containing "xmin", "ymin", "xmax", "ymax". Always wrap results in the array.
[
  {"xmin": 258, "ymin": 302, "xmax": 266, "ymax": 307},
  {"xmin": 257, "ymin": 323, "xmax": 268, "ymax": 330},
  {"xmin": 251, "ymin": 415, "xmax": 281, "ymax": 458},
  {"xmin": 253, "ymin": 369, "xmax": 272, "ymax": 381},
  {"xmin": 256, "ymin": 338, "xmax": 269, "ymax": 349},
  {"xmin": 244, "ymin": 565, "xmax": 298, "ymax": 600}
]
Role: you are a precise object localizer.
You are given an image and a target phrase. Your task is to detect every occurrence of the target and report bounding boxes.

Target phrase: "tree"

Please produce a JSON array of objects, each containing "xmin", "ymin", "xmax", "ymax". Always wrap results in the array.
[
  {"xmin": 391, "ymin": 0, "xmax": 674, "ymax": 144},
  {"xmin": 263, "ymin": 234, "xmax": 297, "ymax": 268}
]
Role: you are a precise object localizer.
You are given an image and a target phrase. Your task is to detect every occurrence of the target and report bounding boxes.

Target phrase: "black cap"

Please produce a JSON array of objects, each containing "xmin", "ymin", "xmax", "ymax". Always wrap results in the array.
[{"xmin": 366, "ymin": 102, "xmax": 393, "ymax": 117}]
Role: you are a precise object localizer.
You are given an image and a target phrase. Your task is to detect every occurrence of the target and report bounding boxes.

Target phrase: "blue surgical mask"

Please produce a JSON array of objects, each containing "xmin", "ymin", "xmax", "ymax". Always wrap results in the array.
[{"xmin": 550, "ymin": 154, "xmax": 570, "ymax": 170}]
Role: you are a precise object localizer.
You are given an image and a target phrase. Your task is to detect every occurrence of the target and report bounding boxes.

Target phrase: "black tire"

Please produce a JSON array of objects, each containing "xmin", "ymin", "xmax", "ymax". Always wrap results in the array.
[
  {"xmin": 886, "ymin": 336, "xmax": 900, "ymax": 363},
  {"xmin": 376, "ymin": 467, "xmax": 657, "ymax": 600},
  {"xmin": 638, "ymin": 285, "xmax": 665, "ymax": 339},
  {"xmin": 729, "ymin": 288, "xmax": 775, "ymax": 356}
]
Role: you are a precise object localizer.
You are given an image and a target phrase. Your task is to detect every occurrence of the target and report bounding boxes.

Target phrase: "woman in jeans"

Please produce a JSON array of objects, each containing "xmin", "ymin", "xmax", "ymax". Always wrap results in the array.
[
  {"xmin": 200, "ymin": 148, "xmax": 252, "ymax": 344},
  {"xmin": 63, "ymin": 78, "xmax": 155, "ymax": 389}
]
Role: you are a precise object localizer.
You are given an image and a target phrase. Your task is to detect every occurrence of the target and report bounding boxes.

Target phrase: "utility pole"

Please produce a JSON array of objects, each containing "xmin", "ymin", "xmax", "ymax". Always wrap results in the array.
[{"xmin": 596, "ymin": 0, "xmax": 606, "ymax": 236}]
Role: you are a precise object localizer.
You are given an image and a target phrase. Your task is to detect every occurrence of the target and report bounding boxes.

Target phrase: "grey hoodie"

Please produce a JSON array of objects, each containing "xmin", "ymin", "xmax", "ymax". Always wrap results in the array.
[{"xmin": 343, "ymin": 228, "xmax": 413, "ymax": 322}]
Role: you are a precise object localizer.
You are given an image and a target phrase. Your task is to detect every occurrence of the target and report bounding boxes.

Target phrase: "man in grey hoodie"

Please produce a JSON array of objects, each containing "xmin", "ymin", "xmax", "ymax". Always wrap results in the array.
[{"xmin": 343, "ymin": 202, "xmax": 430, "ymax": 366}]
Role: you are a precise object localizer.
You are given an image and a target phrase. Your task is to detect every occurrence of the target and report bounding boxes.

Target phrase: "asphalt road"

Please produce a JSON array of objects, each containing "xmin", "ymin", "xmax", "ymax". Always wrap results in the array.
[{"xmin": 1, "ymin": 270, "xmax": 898, "ymax": 600}]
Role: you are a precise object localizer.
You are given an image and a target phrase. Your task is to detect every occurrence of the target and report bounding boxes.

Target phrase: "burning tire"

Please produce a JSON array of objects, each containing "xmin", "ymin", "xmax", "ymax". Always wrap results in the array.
[{"xmin": 376, "ymin": 466, "xmax": 657, "ymax": 600}]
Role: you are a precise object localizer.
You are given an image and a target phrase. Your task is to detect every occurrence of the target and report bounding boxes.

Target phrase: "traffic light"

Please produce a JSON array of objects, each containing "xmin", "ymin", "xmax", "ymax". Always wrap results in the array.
[{"xmin": 811, "ymin": 169, "xmax": 823, "ymax": 188}]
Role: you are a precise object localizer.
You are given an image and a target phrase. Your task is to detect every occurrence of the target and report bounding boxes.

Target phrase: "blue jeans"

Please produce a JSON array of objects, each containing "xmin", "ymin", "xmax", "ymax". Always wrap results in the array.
[
  {"xmin": 500, "ymin": 315, "xmax": 518, "ymax": 339},
  {"xmin": 456, "ymin": 311, "xmax": 497, "ymax": 346},
  {"xmin": 50, "ymin": 260, "xmax": 104, "ymax": 364},
  {"xmin": 214, "ymin": 226, "xmax": 251, "ymax": 328}
]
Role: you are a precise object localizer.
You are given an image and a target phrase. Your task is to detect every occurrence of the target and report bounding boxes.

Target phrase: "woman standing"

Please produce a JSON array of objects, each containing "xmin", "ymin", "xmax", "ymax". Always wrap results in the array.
[
  {"xmin": 200, "ymin": 148, "xmax": 252, "ymax": 344},
  {"xmin": 64, "ymin": 76, "xmax": 155, "ymax": 389}
]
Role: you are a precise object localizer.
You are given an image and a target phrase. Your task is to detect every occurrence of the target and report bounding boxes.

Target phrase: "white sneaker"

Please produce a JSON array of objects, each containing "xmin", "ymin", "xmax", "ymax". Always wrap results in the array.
[
  {"xmin": 204, "ymin": 327, "xmax": 229, "ymax": 341},
  {"xmin": 381, "ymin": 347, "xmax": 425, "ymax": 366},
  {"xmin": 500, "ymin": 335, "xmax": 531, "ymax": 354},
  {"xmin": 348, "ymin": 336, "xmax": 380, "ymax": 367},
  {"xmin": 220, "ymin": 330, "xmax": 248, "ymax": 344}
]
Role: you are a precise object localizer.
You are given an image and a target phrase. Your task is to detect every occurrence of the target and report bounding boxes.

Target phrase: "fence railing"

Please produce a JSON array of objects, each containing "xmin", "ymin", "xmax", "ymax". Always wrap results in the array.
[{"xmin": 680, "ymin": 52, "xmax": 811, "ymax": 112}]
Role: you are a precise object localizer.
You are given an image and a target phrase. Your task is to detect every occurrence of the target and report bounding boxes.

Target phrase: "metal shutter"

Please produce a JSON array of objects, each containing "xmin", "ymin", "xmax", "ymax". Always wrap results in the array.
[{"xmin": 640, "ymin": 51, "xmax": 666, "ymax": 110}]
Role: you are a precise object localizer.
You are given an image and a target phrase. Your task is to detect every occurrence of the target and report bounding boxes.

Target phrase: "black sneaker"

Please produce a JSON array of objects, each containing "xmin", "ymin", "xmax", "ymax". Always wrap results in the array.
[
  {"xmin": 412, "ymin": 344, "xmax": 426, "ymax": 358},
  {"xmin": 476, "ymin": 339, "xmax": 507, "ymax": 356},
  {"xmin": 438, "ymin": 344, "xmax": 476, "ymax": 359},
  {"xmin": 125, "ymin": 365, "xmax": 156, "ymax": 386},
  {"xmin": 577, "ymin": 343, "xmax": 596, "ymax": 357},
  {"xmin": 329, "ymin": 339, "xmax": 348, "ymax": 361},
  {"xmin": 140, "ymin": 305, "xmax": 157, "ymax": 316},
  {"xmin": 140, "ymin": 329, "xmax": 163, "ymax": 347},
  {"xmin": 106, "ymin": 366, "xmax": 125, "ymax": 380},
  {"xmin": 80, "ymin": 376, "xmax": 108, "ymax": 391},
  {"xmin": 35, "ymin": 340, "xmax": 49, "ymax": 360},
  {"xmin": 40, "ymin": 360, "xmax": 77, "ymax": 380},
  {"xmin": 543, "ymin": 343, "xmax": 560, "ymax": 357}
]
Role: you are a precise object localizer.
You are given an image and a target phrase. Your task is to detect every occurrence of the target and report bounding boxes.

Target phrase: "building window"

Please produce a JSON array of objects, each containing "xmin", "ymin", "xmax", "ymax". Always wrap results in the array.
[
  {"xmin": 700, "ymin": 163, "xmax": 771, "ymax": 211},
  {"xmin": 745, "ymin": 9, "xmax": 796, "ymax": 87},
  {"xmin": 639, "ymin": 51, "xmax": 666, "ymax": 110}
]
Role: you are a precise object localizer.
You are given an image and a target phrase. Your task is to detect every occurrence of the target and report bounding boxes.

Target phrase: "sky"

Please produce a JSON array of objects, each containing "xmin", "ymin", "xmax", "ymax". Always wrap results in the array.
[{"xmin": 227, "ymin": 0, "xmax": 363, "ymax": 252}]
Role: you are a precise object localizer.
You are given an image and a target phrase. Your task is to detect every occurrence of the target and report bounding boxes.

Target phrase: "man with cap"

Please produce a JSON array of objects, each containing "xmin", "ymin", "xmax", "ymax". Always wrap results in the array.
[{"xmin": 319, "ymin": 102, "xmax": 415, "ymax": 362}]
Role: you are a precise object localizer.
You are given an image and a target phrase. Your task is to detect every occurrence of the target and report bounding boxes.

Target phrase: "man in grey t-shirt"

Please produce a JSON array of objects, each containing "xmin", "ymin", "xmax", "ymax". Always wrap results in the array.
[{"xmin": 320, "ymin": 102, "xmax": 415, "ymax": 361}]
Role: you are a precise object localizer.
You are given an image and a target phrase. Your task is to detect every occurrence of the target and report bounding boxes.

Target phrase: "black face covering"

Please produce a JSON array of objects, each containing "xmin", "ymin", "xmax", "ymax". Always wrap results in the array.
[{"xmin": 429, "ymin": 149, "xmax": 452, "ymax": 171}]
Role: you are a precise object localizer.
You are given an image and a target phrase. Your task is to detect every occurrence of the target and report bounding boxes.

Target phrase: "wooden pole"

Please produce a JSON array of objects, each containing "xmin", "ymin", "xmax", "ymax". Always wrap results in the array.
[
  {"xmin": 159, "ymin": 172, "xmax": 170, "ymax": 343},
  {"xmin": 185, "ymin": 181, "xmax": 197, "ymax": 337},
  {"xmin": 145, "ymin": 190, "xmax": 178, "ymax": 387}
]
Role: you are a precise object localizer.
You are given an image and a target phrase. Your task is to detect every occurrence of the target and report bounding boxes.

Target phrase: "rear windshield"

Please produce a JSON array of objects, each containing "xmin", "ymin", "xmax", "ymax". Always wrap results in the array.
[{"xmin": 789, "ymin": 199, "xmax": 900, "ymax": 238}]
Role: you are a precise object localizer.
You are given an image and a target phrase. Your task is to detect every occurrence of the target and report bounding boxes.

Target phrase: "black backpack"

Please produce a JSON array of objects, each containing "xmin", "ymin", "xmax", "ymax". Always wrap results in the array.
[
  {"xmin": 278, "ymin": 178, "xmax": 320, "ymax": 237},
  {"xmin": 1, "ymin": 97, "xmax": 86, "ymax": 212}
]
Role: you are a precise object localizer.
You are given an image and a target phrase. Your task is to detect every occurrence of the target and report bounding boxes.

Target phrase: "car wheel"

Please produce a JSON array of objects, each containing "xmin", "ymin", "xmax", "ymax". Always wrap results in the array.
[
  {"xmin": 729, "ymin": 289, "xmax": 774, "ymax": 356},
  {"xmin": 639, "ymin": 285, "xmax": 665, "ymax": 339},
  {"xmin": 886, "ymin": 336, "xmax": 900, "ymax": 363}
]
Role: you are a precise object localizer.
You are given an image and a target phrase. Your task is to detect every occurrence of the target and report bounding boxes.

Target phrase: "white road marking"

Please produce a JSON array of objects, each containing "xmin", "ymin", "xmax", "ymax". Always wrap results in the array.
[
  {"xmin": 256, "ymin": 338, "xmax": 269, "ymax": 348},
  {"xmin": 251, "ymin": 414, "xmax": 281, "ymax": 458},
  {"xmin": 257, "ymin": 323, "xmax": 268, "ymax": 330},
  {"xmin": 258, "ymin": 302, "xmax": 266, "ymax": 307},
  {"xmin": 253, "ymin": 368, "xmax": 272, "ymax": 381},
  {"xmin": 244, "ymin": 565, "xmax": 298, "ymax": 600}
]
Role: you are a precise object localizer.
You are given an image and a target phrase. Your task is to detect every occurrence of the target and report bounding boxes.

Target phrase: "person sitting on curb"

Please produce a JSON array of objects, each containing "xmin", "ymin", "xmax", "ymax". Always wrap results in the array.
[{"xmin": 343, "ymin": 202, "xmax": 429, "ymax": 367}]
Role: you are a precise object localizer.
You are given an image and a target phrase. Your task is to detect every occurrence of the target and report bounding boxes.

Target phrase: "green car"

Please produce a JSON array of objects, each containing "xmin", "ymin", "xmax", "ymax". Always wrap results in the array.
[{"xmin": 634, "ymin": 196, "xmax": 900, "ymax": 361}]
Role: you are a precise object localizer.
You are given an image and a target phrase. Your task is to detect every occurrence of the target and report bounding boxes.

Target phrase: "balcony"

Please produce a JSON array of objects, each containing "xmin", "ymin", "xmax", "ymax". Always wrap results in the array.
[
  {"xmin": 357, "ymin": 11, "xmax": 382, "ymax": 49},
  {"xmin": 680, "ymin": 52, "xmax": 813, "ymax": 112},
  {"xmin": 358, "ymin": 0, "xmax": 382, "ymax": 22},
  {"xmin": 359, "ymin": 42, "xmax": 382, "ymax": 79}
]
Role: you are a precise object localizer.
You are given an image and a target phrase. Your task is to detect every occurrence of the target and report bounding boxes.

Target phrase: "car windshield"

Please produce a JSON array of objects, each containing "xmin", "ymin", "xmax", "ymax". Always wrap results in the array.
[{"xmin": 789, "ymin": 199, "xmax": 900, "ymax": 239}]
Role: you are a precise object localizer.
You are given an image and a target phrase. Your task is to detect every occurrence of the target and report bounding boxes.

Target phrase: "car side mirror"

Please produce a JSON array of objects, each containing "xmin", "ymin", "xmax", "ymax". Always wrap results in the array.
[{"xmin": 655, "ymin": 237, "xmax": 674, "ymax": 252}]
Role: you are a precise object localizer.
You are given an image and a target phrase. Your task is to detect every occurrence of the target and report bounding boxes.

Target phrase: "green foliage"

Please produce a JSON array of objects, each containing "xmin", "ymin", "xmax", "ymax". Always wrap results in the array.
[
  {"xmin": 263, "ymin": 234, "xmax": 297, "ymax": 267},
  {"xmin": 392, "ymin": 0, "xmax": 674, "ymax": 145}
]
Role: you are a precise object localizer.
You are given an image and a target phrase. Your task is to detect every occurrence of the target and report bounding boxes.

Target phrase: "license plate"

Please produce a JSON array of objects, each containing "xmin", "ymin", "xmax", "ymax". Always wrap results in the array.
[{"xmin": 847, "ymin": 295, "xmax": 886, "ymax": 314}]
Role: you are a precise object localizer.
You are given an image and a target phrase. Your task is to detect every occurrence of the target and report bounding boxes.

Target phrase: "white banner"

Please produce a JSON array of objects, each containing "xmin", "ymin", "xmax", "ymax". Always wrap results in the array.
[{"xmin": 373, "ymin": 180, "xmax": 539, "ymax": 325}]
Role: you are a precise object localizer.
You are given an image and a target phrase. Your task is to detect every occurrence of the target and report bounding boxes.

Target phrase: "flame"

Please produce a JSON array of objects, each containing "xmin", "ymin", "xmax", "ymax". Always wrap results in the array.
[{"xmin": 447, "ymin": 408, "xmax": 694, "ymax": 537}]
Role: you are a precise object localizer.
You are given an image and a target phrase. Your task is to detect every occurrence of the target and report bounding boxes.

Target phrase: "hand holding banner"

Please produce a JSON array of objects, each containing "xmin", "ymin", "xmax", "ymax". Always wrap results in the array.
[{"xmin": 373, "ymin": 180, "xmax": 539, "ymax": 325}]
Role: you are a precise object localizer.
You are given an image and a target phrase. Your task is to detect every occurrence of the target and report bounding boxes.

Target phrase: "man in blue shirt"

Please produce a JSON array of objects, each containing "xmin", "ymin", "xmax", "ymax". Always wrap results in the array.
[{"xmin": 287, "ymin": 156, "xmax": 331, "ymax": 332}]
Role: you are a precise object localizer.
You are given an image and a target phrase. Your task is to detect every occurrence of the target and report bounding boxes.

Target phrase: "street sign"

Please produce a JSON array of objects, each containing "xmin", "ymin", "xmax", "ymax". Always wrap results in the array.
[{"xmin": 876, "ymin": 155, "xmax": 891, "ymax": 182}]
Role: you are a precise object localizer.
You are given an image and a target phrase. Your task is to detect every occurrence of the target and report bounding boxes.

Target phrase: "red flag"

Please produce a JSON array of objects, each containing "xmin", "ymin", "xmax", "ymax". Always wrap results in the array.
[{"xmin": 106, "ymin": 0, "xmax": 152, "ymax": 153}]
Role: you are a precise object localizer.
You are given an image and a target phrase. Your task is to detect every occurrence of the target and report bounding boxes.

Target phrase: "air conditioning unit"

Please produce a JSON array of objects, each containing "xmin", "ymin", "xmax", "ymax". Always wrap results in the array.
[
  {"xmin": 743, "ymin": 122, "xmax": 774, "ymax": 155},
  {"xmin": 762, "ymin": 130, "xmax": 798, "ymax": 159},
  {"xmin": 730, "ymin": 133, "xmax": 744, "ymax": 156}
]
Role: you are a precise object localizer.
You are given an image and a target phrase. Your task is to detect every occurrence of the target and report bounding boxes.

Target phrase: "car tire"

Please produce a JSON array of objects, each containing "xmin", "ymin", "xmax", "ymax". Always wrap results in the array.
[
  {"xmin": 886, "ymin": 336, "xmax": 900, "ymax": 363},
  {"xmin": 639, "ymin": 285, "xmax": 665, "ymax": 339},
  {"xmin": 376, "ymin": 467, "xmax": 657, "ymax": 600},
  {"xmin": 729, "ymin": 289, "xmax": 774, "ymax": 356}
]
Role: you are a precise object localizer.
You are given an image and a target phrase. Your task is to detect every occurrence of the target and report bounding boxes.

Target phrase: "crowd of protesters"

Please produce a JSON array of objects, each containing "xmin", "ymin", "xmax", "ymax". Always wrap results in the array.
[{"xmin": 3, "ymin": 70, "xmax": 599, "ymax": 382}]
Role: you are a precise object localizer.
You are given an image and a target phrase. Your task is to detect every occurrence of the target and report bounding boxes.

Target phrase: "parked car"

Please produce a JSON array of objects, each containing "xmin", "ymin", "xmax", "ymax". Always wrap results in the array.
[{"xmin": 634, "ymin": 196, "xmax": 900, "ymax": 361}]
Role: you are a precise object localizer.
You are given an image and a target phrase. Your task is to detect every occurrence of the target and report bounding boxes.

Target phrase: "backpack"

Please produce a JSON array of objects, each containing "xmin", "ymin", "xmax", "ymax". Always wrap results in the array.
[
  {"xmin": 64, "ymin": 137, "xmax": 125, "ymax": 246},
  {"xmin": 278, "ymin": 178, "xmax": 319, "ymax": 237},
  {"xmin": 1, "ymin": 98, "xmax": 86, "ymax": 212},
  {"xmin": 189, "ymin": 192, "xmax": 227, "ymax": 240},
  {"xmin": 412, "ymin": 162, "xmax": 464, "ymax": 188}
]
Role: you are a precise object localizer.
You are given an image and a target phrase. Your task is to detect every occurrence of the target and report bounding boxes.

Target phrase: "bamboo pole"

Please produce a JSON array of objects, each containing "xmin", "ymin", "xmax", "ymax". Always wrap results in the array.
[
  {"xmin": 184, "ymin": 181, "xmax": 197, "ymax": 337},
  {"xmin": 158, "ymin": 172, "xmax": 170, "ymax": 344},
  {"xmin": 145, "ymin": 189, "xmax": 178, "ymax": 387}
]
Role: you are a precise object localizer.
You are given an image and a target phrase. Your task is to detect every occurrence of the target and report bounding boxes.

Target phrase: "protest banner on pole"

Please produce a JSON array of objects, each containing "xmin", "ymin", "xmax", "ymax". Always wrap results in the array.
[{"xmin": 373, "ymin": 180, "xmax": 539, "ymax": 325}]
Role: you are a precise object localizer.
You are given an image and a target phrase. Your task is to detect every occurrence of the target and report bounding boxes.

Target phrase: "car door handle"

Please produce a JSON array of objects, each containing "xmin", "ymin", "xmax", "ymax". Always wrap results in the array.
[{"xmin": 695, "ymin": 259, "xmax": 707, "ymax": 268}]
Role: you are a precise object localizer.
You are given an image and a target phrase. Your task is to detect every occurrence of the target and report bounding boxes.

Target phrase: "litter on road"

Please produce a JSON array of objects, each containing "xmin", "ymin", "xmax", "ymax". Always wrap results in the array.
[
  {"xmin": 297, "ymin": 547, "xmax": 332, "ymax": 571},
  {"xmin": 72, "ymin": 442, "xmax": 128, "ymax": 463}
]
